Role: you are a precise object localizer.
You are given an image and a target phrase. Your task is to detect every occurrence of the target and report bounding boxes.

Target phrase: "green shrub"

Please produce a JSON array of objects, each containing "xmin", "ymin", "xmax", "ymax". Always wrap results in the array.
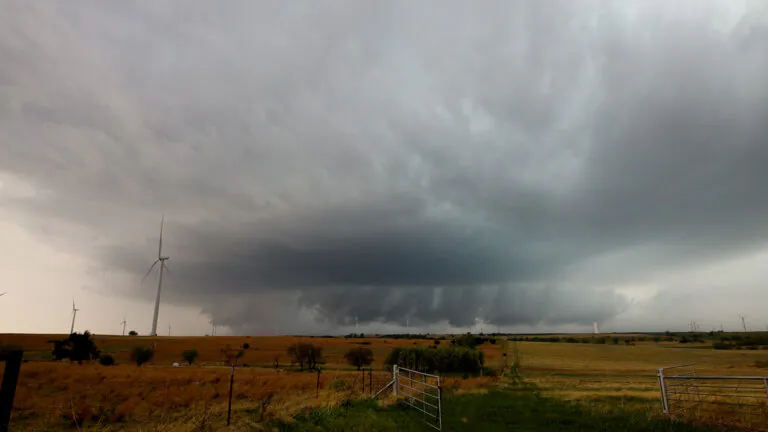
[
  {"xmin": 182, "ymin": 349, "xmax": 199, "ymax": 365},
  {"xmin": 384, "ymin": 346, "xmax": 484, "ymax": 374},
  {"xmin": 130, "ymin": 347, "xmax": 154, "ymax": 366}
]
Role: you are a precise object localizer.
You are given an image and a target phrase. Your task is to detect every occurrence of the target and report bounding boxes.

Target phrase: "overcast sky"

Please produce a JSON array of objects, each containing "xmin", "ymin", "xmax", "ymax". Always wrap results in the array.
[{"xmin": 1, "ymin": 1, "xmax": 768, "ymax": 336}]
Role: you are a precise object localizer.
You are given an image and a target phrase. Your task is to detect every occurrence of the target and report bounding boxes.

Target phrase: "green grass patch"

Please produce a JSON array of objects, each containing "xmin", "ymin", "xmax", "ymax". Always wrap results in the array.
[{"xmin": 274, "ymin": 381, "xmax": 737, "ymax": 431}]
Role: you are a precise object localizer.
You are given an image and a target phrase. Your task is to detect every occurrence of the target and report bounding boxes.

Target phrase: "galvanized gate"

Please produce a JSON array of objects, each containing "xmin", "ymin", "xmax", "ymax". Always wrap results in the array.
[
  {"xmin": 658, "ymin": 364, "xmax": 768, "ymax": 430},
  {"xmin": 374, "ymin": 365, "xmax": 442, "ymax": 430}
]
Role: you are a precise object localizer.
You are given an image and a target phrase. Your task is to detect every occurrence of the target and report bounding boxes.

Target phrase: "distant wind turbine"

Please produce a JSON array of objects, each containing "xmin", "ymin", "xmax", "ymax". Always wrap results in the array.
[
  {"xmin": 142, "ymin": 216, "xmax": 170, "ymax": 337},
  {"xmin": 70, "ymin": 299, "xmax": 79, "ymax": 334},
  {"xmin": 121, "ymin": 316, "xmax": 127, "ymax": 336}
]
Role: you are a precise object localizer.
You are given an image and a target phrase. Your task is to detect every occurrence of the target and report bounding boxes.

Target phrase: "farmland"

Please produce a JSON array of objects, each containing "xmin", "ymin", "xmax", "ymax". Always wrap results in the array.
[{"xmin": 1, "ymin": 332, "xmax": 767, "ymax": 430}]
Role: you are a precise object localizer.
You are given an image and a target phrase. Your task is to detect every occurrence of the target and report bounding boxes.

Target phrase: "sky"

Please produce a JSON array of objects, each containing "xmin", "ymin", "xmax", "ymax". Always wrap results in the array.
[{"xmin": 1, "ymin": 1, "xmax": 768, "ymax": 336}]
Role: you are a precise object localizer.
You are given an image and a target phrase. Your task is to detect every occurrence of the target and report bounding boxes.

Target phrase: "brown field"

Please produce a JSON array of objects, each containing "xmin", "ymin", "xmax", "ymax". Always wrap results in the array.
[
  {"xmin": 2, "ymin": 333, "xmax": 767, "ymax": 430},
  {"xmin": 0, "ymin": 334, "xmax": 498, "ymax": 431}
]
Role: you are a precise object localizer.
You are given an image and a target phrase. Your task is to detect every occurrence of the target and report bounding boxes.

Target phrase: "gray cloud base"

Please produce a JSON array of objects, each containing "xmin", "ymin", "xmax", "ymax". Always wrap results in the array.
[{"xmin": 1, "ymin": 1, "xmax": 767, "ymax": 333}]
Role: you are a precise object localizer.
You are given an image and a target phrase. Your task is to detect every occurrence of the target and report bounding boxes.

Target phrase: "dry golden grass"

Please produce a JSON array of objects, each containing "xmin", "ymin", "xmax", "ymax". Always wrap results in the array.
[
  {"xmin": 0, "ymin": 334, "xmax": 496, "ymax": 430},
  {"xmin": 4, "ymin": 333, "xmax": 766, "ymax": 430},
  {"xmin": 511, "ymin": 340, "xmax": 768, "ymax": 404}
]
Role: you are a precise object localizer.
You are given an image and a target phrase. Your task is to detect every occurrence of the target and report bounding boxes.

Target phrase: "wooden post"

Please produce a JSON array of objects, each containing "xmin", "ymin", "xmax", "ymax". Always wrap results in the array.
[
  {"xmin": 227, "ymin": 364, "xmax": 235, "ymax": 426},
  {"xmin": 0, "ymin": 350, "xmax": 23, "ymax": 432},
  {"xmin": 316, "ymin": 368, "xmax": 321, "ymax": 398},
  {"xmin": 368, "ymin": 368, "xmax": 372, "ymax": 395},
  {"xmin": 361, "ymin": 368, "xmax": 365, "ymax": 393}
]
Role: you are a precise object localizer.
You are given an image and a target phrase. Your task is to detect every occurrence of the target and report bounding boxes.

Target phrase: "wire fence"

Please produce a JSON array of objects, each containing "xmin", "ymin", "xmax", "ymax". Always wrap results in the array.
[
  {"xmin": 2, "ymin": 364, "xmax": 396, "ymax": 430},
  {"xmin": 658, "ymin": 364, "xmax": 768, "ymax": 430}
]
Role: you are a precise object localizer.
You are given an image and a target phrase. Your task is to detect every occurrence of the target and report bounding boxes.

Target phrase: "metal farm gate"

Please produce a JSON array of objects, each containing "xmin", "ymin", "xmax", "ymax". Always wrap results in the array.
[
  {"xmin": 658, "ymin": 364, "xmax": 768, "ymax": 430},
  {"xmin": 375, "ymin": 365, "xmax": 442, "ymax": 430}
]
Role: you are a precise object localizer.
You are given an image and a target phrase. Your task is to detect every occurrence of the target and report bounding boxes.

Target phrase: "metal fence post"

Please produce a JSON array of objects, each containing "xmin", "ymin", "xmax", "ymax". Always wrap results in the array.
[
  {"xmin": 436, "ymin": 375, "xmax": 442, "ymax": 430},
  {"xmin": 658, "ymin": 367, "xmax": 669, "ymax": 415},
  {"xmin": 0, "ymin": 350, "xmax": 23, "ymax": 432},
  {"xmin": 393, "ymin": 365, "xmax": 399, "ymax": 396}
]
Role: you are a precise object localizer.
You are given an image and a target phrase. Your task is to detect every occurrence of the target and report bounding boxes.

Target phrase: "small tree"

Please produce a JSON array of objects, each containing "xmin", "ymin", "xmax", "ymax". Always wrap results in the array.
[
  {"xmin": 99, "ymin": 354, "xmax": 115, "ymax": 366},
  {"xmin": 287, "ymin": 343, "xmax": 323, "ymax": 371},
  {"xmin": 128, "ymin": 330, "xmax": 138, "ymax": 336},
  {"xmin": 182, "ymin": 349, "xmax": 199, "ymax": 365},
  {"xmin": 57, "ymin": 331, "xmax": 101, "ymax": 365},
  {"xmin": 344, "ymin": 347, "xmax": 374, "ymax": 370},
  {"xmin": 454, "ymin": 332, "xmax": 479, "ymax": 349},
  {"xmin": 242, "ymin": 343, "xmax": 250, "ymax": 350},
  {"xmin": 131, "ymin": 347, "xmax": 154, "ymax": 366}
]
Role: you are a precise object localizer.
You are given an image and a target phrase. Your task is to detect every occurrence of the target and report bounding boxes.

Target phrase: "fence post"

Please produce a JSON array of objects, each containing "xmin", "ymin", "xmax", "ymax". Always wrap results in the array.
[
  {"xmin": 436, "ymin": 375, "xmax": 442, "ymax": 429},
  {"xmin": 0, "ymin": 350, "xmax": 23, "ymax": 432},
  {"xmin": 369, "ymin": 368, "xmax": 372, "ymax": 395},
  {"xmin": 393, "ymin": 365, "xmax": 399, "ymax": 396},
  {"xmin": 316, "ymin": 368, "xmax": 321, "ymax": 398},
  {"xmin": 227, "ymin": 364, "xmax": 235, "ymax": 426},
  {"xmin": 658, "ymin": 368, "xmax": 669, "ymax": 415},
  {"xmin": 361, "ymin": 368, "xmax": 365, "ymax": 394}
]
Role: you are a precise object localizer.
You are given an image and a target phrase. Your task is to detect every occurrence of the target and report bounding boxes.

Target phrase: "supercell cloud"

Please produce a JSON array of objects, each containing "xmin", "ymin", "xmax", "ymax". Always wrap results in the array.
[{"xmin": 1, "ymin": 1, "xmax": 768, "ymax": 334}]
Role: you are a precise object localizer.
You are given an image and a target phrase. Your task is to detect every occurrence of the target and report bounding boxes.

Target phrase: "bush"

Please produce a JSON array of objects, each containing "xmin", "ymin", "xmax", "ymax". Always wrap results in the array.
[
  {"xmin": 712, "ymin": 342, "xmax": 731, "ymax": 350},
  {"xmin": 99, "ymin": 354, "xmax": 115, "ymax": 366},
  {"xmin": 481, "ymin": 366, "xmax": 498, "ymax": 377},
  {"xmin": 287, "ymin": 343, "xmax": 323, "ymax": 370},
  {"xmin": 344, "ymin": 347, "xmax": 374, "ymax": 370},
  {"xmin": 128, "ymin": 330, "xmax": 138, "ymax": 336},
  {"xmin": 242, "ymin": 343, "xmax": 250, "ymax": 350},
  {"xmin": 130, "ymin": 347, "xmax": 154, "ymax": 366},
  {"xmin": 453, "ymin": 333, "xmax": 479, "ymax": 349},
  {"xmin": 50, "ymin": 331, "xmax": 100, "ymax": 364},
  {"xmin": 182, "ymin": 349, "xmax": 199, "ymax": 365},
  {"xmin": 384, "ymin": 346, "xmax": 484, "ymax": 374}
]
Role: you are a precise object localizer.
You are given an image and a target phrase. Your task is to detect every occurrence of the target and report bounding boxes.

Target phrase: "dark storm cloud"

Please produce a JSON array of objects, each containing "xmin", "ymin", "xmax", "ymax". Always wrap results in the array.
[{"xmin": 2, "ymin": 1, "xmax": 768, "ymax": 333}]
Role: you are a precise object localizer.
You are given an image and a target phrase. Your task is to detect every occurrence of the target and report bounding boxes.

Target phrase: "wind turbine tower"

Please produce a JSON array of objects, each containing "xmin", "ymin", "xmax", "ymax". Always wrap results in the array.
[
  {"xmin": 142, "ymin": 216, "xmax": 170, "ymax": 337},
  {"xmin": 121, "ymin": 316, "xmax": 127, "ymax": 336},
  {"xmin": 70, "ymin": 299, "xmax": 79, "ymax": 334},
  {"xmin": 593, "ymin": 322, "xmax": 600, "ymax": 334}
]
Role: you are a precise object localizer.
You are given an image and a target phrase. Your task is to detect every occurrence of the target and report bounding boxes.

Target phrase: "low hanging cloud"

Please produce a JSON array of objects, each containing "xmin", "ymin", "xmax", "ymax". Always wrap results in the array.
[{"xmin": 1, "ymin": 1, "xmax": 768, "ymax": 334}]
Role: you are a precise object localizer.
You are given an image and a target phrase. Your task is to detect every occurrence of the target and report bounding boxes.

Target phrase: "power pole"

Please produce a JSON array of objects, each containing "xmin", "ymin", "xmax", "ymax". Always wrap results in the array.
[{"xmin": 740, "ymin": 315, "xmax": 748, "ymax": 333}]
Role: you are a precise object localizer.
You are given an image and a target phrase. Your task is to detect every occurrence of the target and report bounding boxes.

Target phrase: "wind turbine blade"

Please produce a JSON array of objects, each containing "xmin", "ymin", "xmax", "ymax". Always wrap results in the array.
[
  {"xmin": 162, "ymin": 262, "xmax": 170, "ymax": 274},
  {"xmin": 141, "ymin": 260, "xmax": 160, "ymax": 283},
  {"xmin": 0, "ymin": 292, "xmax": 6, "ymax": 297},
  {"xmin": 158, "ymin": 215, "xmax": 164, "ymax": 258}
]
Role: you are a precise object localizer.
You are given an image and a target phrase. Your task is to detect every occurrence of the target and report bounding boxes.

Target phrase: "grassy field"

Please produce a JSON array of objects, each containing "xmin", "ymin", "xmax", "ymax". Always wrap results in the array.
[
  {"xmin": 0, "ymin": 333, "xmax": 496, "ymax": 430},
  {"xmin": 2, "ymin": 332, "xmax": 767, "ymax": 430}
]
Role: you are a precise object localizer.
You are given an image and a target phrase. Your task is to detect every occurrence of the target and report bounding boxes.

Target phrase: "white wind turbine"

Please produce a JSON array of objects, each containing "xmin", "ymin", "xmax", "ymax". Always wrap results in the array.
[
  {"xmin": 142, "ymin": 216, "xmax": 170, "ymax": 337},
  {"xmin": 69, "ymin": 298, "xmax": 79, "ymax": 334}
]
